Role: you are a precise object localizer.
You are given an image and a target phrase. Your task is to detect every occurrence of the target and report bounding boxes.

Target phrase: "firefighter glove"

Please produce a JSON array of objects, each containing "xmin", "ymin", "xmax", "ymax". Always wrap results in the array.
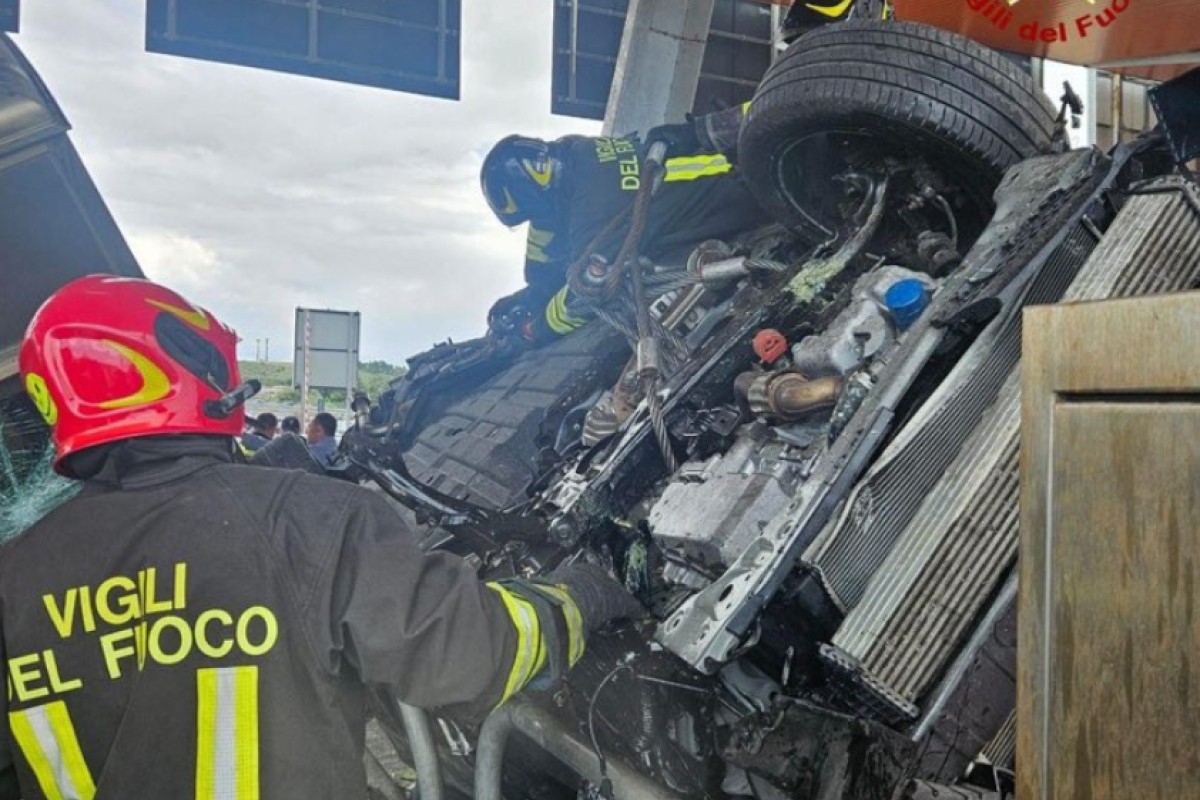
[
  {"xmin": 643, "ymin": 122, "xmax": 702, "ymax": 160},
  {"xmin": 548, "ymin": 562, "xmax": 645, "ymax": 632},
  {"xmin": 487, "ymin": 288, "xmax": 537, "ymax": 341}
]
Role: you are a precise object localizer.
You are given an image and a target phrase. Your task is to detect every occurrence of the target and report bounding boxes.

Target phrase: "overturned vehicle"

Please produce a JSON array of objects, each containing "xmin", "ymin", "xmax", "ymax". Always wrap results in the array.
[
  {"xmin": 0, "ymin": 15, "xmax": 1195, "ymax": 800},
  {"xmin": 275, "ymin": 19, "xmax": 1200, "ymax": 800},
  {"xmin": 0, "ymin": 33, "xmax": 142, "ymax": 542}
]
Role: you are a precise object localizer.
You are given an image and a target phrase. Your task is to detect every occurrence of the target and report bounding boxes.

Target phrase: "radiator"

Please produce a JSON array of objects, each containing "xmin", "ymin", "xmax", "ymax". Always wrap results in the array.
[
  {"xmin": 902, "ymin": 782, "xmax": 1001, "ymax": 800},
  {"xmin": 979, "ymin": 711, "xmax": 1017, "ymax": 769},
  {"xmin": 803, "ymin": 224, "xmax": 1094, "ymax": 612},
  {"xmin": 821, "ymin": 177, "xmax": 1200, "ymax": 720}
]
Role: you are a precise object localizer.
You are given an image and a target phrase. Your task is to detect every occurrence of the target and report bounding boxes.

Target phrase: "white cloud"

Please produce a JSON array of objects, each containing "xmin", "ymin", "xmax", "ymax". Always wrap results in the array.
[
  {"xmin": 13, "ymin": 0, "xmax": 600, "ymax": 363},
  {"xmin": 127, "ymin": 230, "xmax": 223, "ymax": 293}
]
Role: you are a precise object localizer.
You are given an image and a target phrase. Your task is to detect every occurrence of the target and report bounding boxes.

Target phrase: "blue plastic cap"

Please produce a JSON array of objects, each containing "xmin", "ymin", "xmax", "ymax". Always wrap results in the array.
[{"xmin": 884, "ymin": 279, "xmax": 930, "ymax": 331}]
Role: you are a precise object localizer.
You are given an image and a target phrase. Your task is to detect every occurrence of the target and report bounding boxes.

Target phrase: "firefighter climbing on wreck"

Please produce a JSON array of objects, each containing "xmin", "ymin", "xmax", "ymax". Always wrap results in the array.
[
  {"xmin": 0, "ymin": 275, "xmax": 642, "ymax": 799},
  {"xmin": 481, "ymin": 106, "xmax": 765, "ymax": 343}
]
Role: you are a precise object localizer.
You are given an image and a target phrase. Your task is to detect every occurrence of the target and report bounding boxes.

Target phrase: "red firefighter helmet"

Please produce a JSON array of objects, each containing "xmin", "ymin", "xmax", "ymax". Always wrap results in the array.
[{"xmin": 19, "ymin": 275, "xmax": 243, "ymax": 474}]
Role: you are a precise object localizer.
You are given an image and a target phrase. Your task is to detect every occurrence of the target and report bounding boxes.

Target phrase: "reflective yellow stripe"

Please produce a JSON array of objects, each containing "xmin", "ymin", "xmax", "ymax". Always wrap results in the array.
[
  {"xmin": 146, "ymin": 298, "xmax": 211, "ymax": 331},
  {"xmin": 235, "ymin": 668, "xmax": 259, "ymax": 800},
  {"xmin": 196, "ymin": 669, "xmax": 216, "ymax": 800},
  {"xmin": 46, "ymin": 704, "xmax": 93, "ymax": 800},
  {"xmin": 546, "ymin": 294, "xmax": 564, "ymax": 333},
  {"xmin": 526, "ymin": 227, "xmax": 555, "ymax": 264},
  {"xmin": 524, "ymin": 159, "xmax": 553, "ymax": 187},
  {"xmin": 96, "ymin": 340, "xmax": 171, "ymax": 410},
  {"xmin": 663, "ymin": 154, "xmax": 733, "ymax": 182},
  {"xmin": 539, "ymin": 585, "xmax": 587, "ymax": 666},
  {"xmin": 741, "ymin": 100, "xmax": 751, "ymax": 116},
  {"xmin": 500, "ymin": 188, "xmax": 519, "ymax": 216},
  {"xmin": 196, "ymin": 666, "xmax": 259, "ymax": 800},
  {"xmin": 805, "ymin": 0, "xmax": 853, "ymax": 18},
  {"xmin": 8, "ymin": 711, "xmax": 59, "ymax": 800},
  {"xmin": 9, "ymin": 701, "xmax": 96, "ymax": 800},
  {"xmin": 545, "ymin": 287, "xmax": 586, "ymax": 335},
  {"xmin": 487, "ymin": 583, "xmax": 544, "ymax": 704}
]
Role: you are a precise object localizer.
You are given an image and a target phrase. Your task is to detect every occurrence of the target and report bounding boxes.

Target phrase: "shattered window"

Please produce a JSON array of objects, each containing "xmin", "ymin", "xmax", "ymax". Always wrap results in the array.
[{"xmin": 0, "ymin": 394, "xmax": 79, "ymax": 542}]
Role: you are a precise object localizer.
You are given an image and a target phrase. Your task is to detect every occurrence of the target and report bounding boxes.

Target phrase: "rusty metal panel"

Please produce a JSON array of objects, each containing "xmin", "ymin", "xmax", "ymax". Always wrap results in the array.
[
  {"xmin": 893, "ymin": 0, "xmax": 1200, "ymax": 79},
  {"xmin": 1019, "ymin": 293, "xmax": 1200, "ymax": 800}
]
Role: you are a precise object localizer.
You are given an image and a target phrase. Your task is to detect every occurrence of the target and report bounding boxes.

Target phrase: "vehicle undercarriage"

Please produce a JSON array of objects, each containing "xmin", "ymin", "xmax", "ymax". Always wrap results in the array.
[
  {"xmin": 276, "ymin": 23, "xmax": 1200, "ymax": 800},
  {"xmin": 2, "ymin": 12, "xmax": 1198, "ymax": 800}
]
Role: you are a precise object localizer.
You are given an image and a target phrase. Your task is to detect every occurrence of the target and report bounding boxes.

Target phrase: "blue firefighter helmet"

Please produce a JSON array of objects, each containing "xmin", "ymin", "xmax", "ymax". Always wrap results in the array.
[{"xmin": 480, "ymin": 135, "xmax": 561, "ymax": 227}]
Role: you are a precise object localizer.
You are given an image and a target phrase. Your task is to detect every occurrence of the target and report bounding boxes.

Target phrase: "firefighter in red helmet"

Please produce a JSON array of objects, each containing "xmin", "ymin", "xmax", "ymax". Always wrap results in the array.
[{"xmin": 0, "ymin": 275, "xmax": 640, "ymax": 799}]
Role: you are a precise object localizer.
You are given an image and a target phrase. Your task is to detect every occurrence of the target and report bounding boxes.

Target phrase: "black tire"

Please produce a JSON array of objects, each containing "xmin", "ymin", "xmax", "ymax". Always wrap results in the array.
[
  {"xmin": 402, "ymin": 323, "xmax": 629, "ymax": 509},
  {"xmin": 739, "ymin": 21, "xmax": 1058, "ymax": 238}
]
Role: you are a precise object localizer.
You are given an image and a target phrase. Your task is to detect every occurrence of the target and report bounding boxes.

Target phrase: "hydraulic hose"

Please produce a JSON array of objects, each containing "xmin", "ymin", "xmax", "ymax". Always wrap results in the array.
[
  {"xmin": 474, "ymin": 698, "xmax": 683, "ymax": 800},
  {"xmin": 626, "ymin": 145, "xmax": 678, "ymax": 472},
  {"xmin": 399, "ymin": 702, "xmax": 445, "ymax": 800}
]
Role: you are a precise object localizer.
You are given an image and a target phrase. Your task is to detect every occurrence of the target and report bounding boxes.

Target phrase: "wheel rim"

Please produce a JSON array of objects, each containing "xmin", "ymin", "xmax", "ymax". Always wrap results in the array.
[
  {"xmin": 772, "ymin": 127, "xmax": 996, "ymax": 246},
  {"xmin": 774, "ymin": 131, "xmax": 854, "ymax": 238}
]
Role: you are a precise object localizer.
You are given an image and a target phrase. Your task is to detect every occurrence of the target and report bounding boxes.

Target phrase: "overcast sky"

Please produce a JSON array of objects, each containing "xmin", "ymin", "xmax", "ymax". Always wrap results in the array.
[{"xmin": 14, "ymin": 1, "xmax": 599, "ymax": 364}]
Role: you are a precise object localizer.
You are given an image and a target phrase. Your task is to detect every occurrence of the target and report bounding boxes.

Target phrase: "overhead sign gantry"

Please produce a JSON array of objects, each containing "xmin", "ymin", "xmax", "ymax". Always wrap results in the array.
[{"xmin": 145, "ymin": 0, "xmax": 462, "ymax": 99}]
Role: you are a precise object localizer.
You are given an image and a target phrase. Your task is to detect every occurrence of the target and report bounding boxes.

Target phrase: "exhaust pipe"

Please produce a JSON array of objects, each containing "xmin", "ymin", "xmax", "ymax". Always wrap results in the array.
[{"xmin": 736, "ymin": 371, "xmax": 842, "ymax": 422}]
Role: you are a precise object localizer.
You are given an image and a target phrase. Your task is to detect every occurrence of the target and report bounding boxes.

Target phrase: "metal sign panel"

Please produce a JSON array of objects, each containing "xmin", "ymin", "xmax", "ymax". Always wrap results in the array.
[
  {"xmin": 293, "ymin": 308, "xmax": 360, "ymax": 391},
  {"xmin": 146, "ymin": 0, "xmax": 461, "ymax": 99},
  {"xmin": 0, "ymin": 0, "xmax": 18, "ymax": 33},
  {"xmin": 551, "ymin": 0, "xmax": 773, "ymax": 121}
]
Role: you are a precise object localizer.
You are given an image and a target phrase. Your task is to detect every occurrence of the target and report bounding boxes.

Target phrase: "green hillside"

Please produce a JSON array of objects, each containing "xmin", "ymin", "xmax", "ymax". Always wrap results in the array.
[
  {"xmin": 239, "ymin": 360, "xmax": 406, "ymax": 405},
  {"xmin": 238, "ymin": 361, "xmax": 293, "ymax": 388}
]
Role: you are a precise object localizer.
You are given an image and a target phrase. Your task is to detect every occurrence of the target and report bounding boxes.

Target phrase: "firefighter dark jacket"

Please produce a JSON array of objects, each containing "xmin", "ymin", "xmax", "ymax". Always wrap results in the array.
[
  {"xmin": 0, "ymin": 436, "xmax": 569, "ymax": 799},
  {"xmin": 523, "ymin": 133, "xmax": 765, "ymax": 336}
]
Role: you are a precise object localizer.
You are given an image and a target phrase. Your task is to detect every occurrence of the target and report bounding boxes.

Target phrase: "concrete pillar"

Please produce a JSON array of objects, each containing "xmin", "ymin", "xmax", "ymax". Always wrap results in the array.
[
  {"xmin": 1110, "ymin": 73, "xmax": 1124, "ymax": 146},
  {"xmin": 602, "ymin": 0, "xmax": 716, "ymax": 137}
]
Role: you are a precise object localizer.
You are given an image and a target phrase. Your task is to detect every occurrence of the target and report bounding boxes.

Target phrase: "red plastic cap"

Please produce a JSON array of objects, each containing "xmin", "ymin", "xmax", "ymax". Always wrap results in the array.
[
  {"xmin": 20, "ymin": 275, "xmax": 242, "ymax": 474},
  {"xmin": 753, "ymin": 328, "xmax": 789, "ymax": 364}
]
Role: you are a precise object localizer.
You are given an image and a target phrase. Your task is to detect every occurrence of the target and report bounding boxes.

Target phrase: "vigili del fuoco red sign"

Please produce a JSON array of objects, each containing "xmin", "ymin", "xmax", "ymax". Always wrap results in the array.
[{"xmin": 891, "ymin": 0, "xmax": 1200, "ymax": 79}]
